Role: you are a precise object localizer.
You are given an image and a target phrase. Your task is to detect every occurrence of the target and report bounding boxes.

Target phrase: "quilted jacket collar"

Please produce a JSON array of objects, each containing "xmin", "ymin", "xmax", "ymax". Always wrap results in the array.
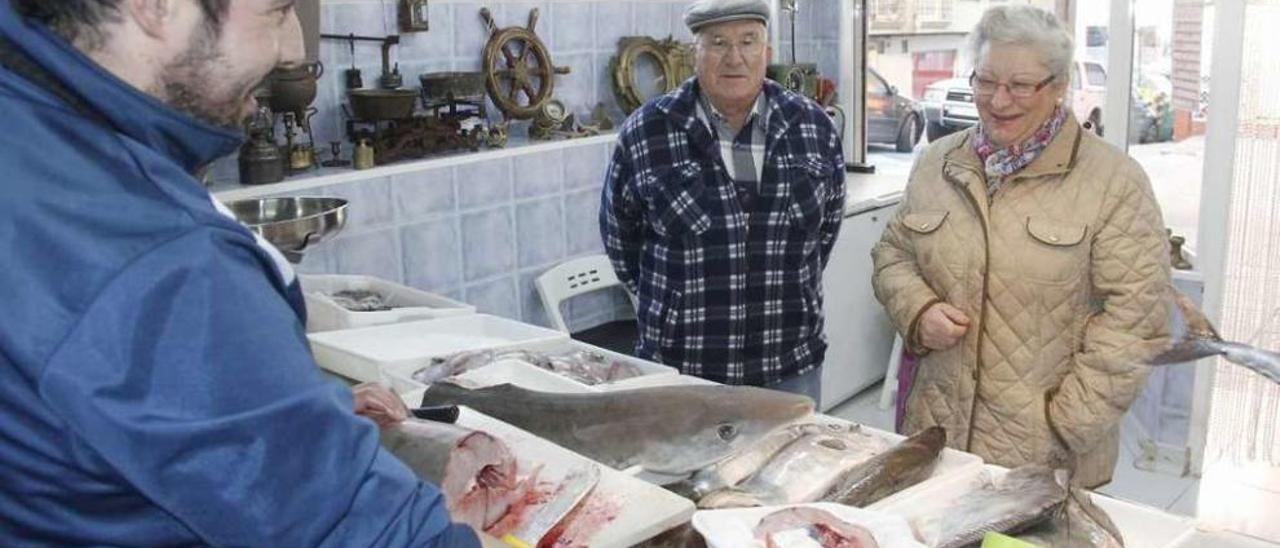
[{"xmin": 943, "ymin": 112, "xmax": 1084, "ymax": 183}]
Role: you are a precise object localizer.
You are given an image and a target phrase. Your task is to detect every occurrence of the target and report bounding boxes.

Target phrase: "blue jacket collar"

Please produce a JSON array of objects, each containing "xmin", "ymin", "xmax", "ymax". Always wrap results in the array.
[{"xmin": 0, "ymin": 0, "xmax": 242, "ymax": 173}]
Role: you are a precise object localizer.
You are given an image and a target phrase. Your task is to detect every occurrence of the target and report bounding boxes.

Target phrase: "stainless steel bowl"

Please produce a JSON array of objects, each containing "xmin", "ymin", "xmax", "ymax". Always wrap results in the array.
[{"xmin": 225, "ymin": 197, "xmax": 348, "ymax": 262}]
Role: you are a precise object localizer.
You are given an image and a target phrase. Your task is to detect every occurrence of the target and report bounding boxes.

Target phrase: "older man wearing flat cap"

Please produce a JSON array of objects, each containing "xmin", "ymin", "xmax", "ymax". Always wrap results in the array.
[{"xmin": 600, "ymin": 0, "xmax": 846, "ymax": 404}]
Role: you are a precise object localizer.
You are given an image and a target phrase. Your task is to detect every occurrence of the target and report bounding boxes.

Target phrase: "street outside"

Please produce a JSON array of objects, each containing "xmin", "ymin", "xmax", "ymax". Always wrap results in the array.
[{"xmin": 865, "ymin": 133, "xmax": 1206, "ymax": 252}]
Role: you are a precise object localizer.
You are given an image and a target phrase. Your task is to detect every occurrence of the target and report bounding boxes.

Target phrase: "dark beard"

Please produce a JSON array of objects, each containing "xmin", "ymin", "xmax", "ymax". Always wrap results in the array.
[{"xmin": 157, "ymin": 22, "xmax": 259, "ymax": 129}]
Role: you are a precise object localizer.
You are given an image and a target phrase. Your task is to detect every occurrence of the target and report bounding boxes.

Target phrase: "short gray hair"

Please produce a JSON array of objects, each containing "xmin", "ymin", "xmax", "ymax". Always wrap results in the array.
[{"xmin": 966, "ymin": 5, "xmax": 1074, "ymax": 82}]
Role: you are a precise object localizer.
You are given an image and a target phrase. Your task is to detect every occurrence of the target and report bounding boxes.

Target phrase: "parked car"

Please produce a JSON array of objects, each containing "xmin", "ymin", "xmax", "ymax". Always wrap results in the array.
[
  {"xmin": 866, "ymin": 68, "xmax": 925, "ymax": 152},
  {"xmin": 919, "ymin": 59, "xmax": 1111, "ymax": 141},
  {"xmin": 920, "ymin": 76, "xmax": 978, "ymax": 141}
]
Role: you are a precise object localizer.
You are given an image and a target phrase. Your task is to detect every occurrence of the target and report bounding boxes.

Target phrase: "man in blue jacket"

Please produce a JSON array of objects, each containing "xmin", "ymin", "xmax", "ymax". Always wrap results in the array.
[
  {"xmin": 600, "ymin": 0, "xmax": 846, "ymax": 405},
  {"xmin": 0, "ymin": 1, "xmax": 485, "ymax": 545}
]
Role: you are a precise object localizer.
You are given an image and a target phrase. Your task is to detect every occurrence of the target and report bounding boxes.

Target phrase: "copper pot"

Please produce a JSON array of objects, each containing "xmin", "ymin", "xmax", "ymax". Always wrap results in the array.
[{"xmin": 268, "ymin": 61, "xmax": 324, "ymax": 114}]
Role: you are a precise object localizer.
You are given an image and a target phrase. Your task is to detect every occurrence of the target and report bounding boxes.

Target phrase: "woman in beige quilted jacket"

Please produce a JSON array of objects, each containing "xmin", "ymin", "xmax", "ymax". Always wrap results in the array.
[{"xmin": 871, "ymin": 5, "xmax": 1171, "ymax": 487}]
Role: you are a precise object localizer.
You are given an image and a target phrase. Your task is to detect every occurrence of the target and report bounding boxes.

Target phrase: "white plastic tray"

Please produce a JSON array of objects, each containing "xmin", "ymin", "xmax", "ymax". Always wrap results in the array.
[
  {"xmin": 300, "ymin": 274, "xmax": 475, "ymax": 332},
  {"xmin": 381, "ymin": 338, "xmax": 677, "ymax": 395},
  {"xmin": 307, "ymin": 314, "xmax": 569, "ymax": 382},
  {"xmin": 386, "ymin": 359, "xmax": 597, "ymax": 395},
  {"xmin": 408, "ymin": 404, "xmax": 696, "ymax": 547},
  {"xmin": 1167, "ymin": 529, "xmax": 1280, "ymax": 548},
  {"xmin": 871, "ymin": 465, "xmax": 1196, "ymax": 547},
  {"xmin": 692, "ymin": 502, "xmax": 925, "ymax": 548}
]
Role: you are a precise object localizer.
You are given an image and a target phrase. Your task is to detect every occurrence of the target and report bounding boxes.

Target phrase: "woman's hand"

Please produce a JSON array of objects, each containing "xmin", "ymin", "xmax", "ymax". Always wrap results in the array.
[
  {"xmin": 917, "ymin": 302, "xmax": 971, "ymax": 350},
  {"xmin": 352, "ymin": 383, "xmax": 409, "ymax": 428}
]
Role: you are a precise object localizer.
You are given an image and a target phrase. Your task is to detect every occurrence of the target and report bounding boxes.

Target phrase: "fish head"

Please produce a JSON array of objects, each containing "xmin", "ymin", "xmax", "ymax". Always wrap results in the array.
[
  {"xmin": 913, "ymin": 426, "xmax": 947, "ymax": 451},
  {"xmin": 639, "ymin": 386, "xmax": 814, "ymax": 475}
]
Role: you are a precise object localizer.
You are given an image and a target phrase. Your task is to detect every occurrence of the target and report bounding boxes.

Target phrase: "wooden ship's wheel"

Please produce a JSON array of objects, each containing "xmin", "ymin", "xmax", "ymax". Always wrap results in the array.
[{"xmin": 479, "ymin": 7, "xmax": 570, "ymax": 120}]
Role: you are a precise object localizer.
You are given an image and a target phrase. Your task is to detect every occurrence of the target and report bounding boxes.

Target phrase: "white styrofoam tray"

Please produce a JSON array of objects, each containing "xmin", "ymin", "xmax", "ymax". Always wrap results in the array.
[
  {"xmin": 871, "ymin": 465, "xmax": 1196, "ymax": 547},
  {"xmin": 307, "ymin": 314, "xmax": 568, "ymax": 382},
  {"xmin": 1167, "ymin": 529, "xmax": 1280, "ymax": 548},
  {"xmin": 395, "ymin": 401, "xmax": 695, "ymax": 547},
  {"xmin": 386, "ymin": 359, "xmax": 595, "ymax": 395},
  {"xmin": 300, "ymin": 274, "xmax": 475, "ymax": 332},
  {"xmin": 692, "ymin": 502, "xmax": 925, "ymax": 548},
  {"xmin": 380, "ymin": 337, "xmax": 677, "ymax": 395}
]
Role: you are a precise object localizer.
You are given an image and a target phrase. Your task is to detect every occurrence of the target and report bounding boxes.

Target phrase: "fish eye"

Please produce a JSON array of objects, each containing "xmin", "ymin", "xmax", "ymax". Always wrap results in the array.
[{"xmin": 716, "ymin": 423, "xmax": 739, "ymax": 441}]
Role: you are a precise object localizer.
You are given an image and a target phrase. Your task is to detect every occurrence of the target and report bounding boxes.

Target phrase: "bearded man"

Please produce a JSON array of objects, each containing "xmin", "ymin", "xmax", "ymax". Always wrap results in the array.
[{"xmin": 0, "ymin": 1, "xmax": 488, "ymax": 545}]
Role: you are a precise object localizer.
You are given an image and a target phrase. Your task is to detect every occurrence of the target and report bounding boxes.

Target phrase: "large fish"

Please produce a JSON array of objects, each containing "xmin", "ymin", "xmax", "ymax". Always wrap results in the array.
[
  {"xmin": 913, "ymin": 465, "xmax": 1068, "ymax": 548},
  {"xmin": 822, "ymin": 426, "xmax": 946, "ymax": 508},
  {"xmin": 1150, "ymin": 289, "xmax": 1280, "ymax": 384},
  {"xmin": 698, "ymin": 426, "xmax": 891, "ymax": 508},
  {"xmin": 419, "ymin": 381, "xmax": 815, "ymax": 475}
]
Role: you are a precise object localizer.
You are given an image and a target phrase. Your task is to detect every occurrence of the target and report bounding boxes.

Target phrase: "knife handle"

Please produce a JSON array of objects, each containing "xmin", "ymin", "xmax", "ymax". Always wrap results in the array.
[
  {"xmin": 410, "ymin": 405, "xmax": 460, "ymax": 423},
  {"xmin": 500, "ymin": 535, "xmax": 532, "ymax": 548}
]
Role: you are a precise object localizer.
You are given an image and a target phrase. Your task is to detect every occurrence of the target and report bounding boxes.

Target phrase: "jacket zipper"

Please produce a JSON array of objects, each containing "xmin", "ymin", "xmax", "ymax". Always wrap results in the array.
[{"xmin": 944, "ymin": 167, "xmax": 993, "ymax": 453}]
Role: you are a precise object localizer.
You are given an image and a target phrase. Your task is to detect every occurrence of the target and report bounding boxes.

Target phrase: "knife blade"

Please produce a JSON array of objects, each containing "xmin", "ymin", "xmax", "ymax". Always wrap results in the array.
[{"xmin": 501, "ymin": 464, "xmax": 600, "ymax": 548}]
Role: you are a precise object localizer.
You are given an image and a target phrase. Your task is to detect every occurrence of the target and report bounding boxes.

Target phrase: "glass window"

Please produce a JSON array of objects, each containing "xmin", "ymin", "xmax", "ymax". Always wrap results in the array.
[{"xmin": 1085, "ymin": 62, "xmax": 1108, "ymax": 86}]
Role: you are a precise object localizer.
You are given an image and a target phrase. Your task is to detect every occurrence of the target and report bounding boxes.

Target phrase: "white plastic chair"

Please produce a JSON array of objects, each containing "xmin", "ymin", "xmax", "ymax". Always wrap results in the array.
[
  {"xmin": 878, "ymin": 333, "xmax": 905, "ymax": 410},
  {"xmin": 534, "ymin": 254, "xmax": 636, "ymax": 333}
]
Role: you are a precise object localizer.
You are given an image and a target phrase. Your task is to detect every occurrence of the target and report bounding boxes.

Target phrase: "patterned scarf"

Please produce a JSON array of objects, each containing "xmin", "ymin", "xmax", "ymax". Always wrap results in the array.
[{"xmin": 973, "ymin": 105, "xmax": 1068, "ymax": 195}]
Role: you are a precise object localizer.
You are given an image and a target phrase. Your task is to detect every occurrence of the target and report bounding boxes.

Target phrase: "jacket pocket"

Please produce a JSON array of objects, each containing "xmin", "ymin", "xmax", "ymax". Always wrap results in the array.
[
  {"xmin": 648, "ymin": 163, "xmax": 713, "ymax": 240},
  {"xmin": 903, "ymin": 210, "xmax": 949, "ymax": 235},
  {"xmin": 659, "ymin": 288, "xmax": 685, "ymax": 352},
  {"xmin": 1023, "ymin": 216, "xmax": 1088, "ymax": 283},
  {"xmin": 902, "ymin": 210, "xmax": 953, "ymax": 279},
  {"xmin": 786, "ymin": 156, "xmax": 831, "ymax": 234}
]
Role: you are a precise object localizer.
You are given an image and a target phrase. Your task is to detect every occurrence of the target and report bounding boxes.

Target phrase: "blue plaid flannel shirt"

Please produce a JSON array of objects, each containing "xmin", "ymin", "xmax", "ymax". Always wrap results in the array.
[{"xmin": 600, "ymin": 78, "xmax": 846, "ymax": 386}]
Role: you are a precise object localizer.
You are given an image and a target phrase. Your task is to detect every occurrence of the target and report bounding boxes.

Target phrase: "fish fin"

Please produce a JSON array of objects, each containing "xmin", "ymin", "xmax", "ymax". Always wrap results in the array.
[
  {"xmin": 1148, "ymin": 340, "xmax": 1223, "ymax": 365},
  {"xmin": 1171, "ymin": 286, "xmax": 1224, "ymax": 341}
]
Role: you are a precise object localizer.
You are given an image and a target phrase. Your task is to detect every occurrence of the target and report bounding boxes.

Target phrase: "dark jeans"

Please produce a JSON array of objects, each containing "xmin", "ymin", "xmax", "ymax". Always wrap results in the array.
[{"xmin": 768, "ymin": 365, "xmax": 823, "ymax": 409}]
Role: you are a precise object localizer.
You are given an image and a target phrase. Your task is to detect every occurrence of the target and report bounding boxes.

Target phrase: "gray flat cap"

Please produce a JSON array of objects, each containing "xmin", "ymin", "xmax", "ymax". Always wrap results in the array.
[{"xmin": 683, "ymin": 0, "xmax": 770, "ymax": 32}]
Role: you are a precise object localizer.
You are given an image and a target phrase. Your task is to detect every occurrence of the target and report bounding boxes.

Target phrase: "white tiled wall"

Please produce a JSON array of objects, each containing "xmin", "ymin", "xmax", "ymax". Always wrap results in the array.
[{"xmin": 283, "ymin": 138, "xmax": 631, "ymax": 332}]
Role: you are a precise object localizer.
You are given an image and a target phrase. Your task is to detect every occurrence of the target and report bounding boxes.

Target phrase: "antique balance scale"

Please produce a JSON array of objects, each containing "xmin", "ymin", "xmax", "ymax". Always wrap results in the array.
[{"xmin": 320, "ymin": 33, "xmax": 488, "ymax": 167}]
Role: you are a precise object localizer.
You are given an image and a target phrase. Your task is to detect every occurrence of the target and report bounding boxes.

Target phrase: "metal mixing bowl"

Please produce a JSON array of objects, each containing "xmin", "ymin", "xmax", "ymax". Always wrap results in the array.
[{"xmin": 225, "ymin": 197, "xmax": 348, "ymax": 262}]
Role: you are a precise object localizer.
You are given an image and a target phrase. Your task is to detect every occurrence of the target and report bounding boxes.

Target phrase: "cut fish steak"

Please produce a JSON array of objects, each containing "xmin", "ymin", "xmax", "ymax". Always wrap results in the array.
[
  {"xmin": 380, "ymin": 418, "xmax": 539, "ymax": 534},
  {"xmin": 754, "ymin": 507, "xmax": 880, "ymax": 548}
]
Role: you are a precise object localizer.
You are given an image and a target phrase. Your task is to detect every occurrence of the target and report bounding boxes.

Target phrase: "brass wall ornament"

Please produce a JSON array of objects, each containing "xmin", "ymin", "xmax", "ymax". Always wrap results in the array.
[
  {"xmin": 479, "ymin": 7, "xmax": 570, "ymax": 120},
  {"xmin": 766, "ymin": 63, "xmax": 820, "ymax": 101},
  {"xmin": 528, "ymin": 99, "xmax": 569, "ymax": 140},
  {"xmin": 610, "ymin": 36, "xmax": 694, "ymax": 114}
]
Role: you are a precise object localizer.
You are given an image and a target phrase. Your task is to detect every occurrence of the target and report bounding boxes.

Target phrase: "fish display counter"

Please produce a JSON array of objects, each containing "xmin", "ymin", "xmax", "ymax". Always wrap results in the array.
[{"xmin": 354, "ymin": 307, "xmax": 1276, "ymax": 547}]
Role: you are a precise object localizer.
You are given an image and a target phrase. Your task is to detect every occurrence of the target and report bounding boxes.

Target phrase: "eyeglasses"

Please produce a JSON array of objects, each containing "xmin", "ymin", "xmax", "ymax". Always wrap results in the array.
[
  {"xmin": 969, "ymin": 72, "xmax": 1056, "ymax": 98},
  {"xmin": 699, "ymin": 36, "xmax": 766, "ymax": 58}
]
